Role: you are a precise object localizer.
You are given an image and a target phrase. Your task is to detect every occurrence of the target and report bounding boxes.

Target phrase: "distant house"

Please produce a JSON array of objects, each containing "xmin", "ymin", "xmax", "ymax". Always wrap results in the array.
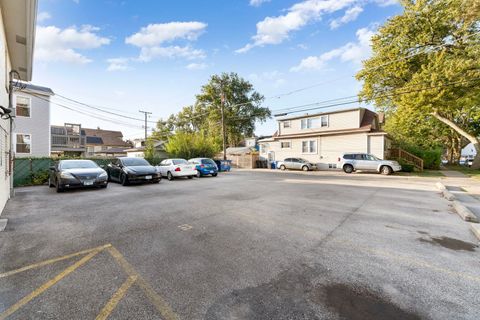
[
  {"xmin": 82, "ymin": 127, "xmax": 131, "ymax": 157},
  {"xmin": 12, "ymin": 82, "xmax": 54, "ymax": 158},
  {"xmin": 51, "ymin": 124, "xmax": 131, "ymax": 157},
  {"xmin": 125, "ymin": 139, "xmax": 167, "ymax": 158},
  {"xmin": 258, "ymin": 108, "xmax": 391, "ymax": 170},
  {"xmin": 51, "ymin": 123, "xmax": 86, "ymax": 157}
]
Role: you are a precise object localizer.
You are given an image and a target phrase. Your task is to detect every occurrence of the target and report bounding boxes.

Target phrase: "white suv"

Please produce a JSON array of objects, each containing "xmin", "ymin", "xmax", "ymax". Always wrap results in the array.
[{"xmin": 339, "ymin": 153, "xmax": 402, "ymax": 175}]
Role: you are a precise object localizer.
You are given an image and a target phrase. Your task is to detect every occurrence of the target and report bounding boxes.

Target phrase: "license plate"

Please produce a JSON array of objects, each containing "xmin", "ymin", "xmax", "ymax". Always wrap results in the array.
[
  {"xmin": 210, "ymin": 170, "xmax": 214, "ymax": 173},
  {"xmin": 144, "ymin": 175, "xmax": 152, "ymax": 180},
  {"xmin": 83, "ymin": 180, "xmax": 94, "ymax": 186}
]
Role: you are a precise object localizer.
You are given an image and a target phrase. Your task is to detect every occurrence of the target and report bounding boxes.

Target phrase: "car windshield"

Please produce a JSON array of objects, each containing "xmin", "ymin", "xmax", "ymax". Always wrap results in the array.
[
  {"xmin": 60, "ymin": 160, "xmax": 98, "ymax": 170},
  {"xmin": 121, "ymin": 158, "xmax": 150, "ymax": 166},
  {"xmin": 201, "ymin": 159, "xmax": 216, "ymax": 165},
  {"xmin": 173, "ymin": 159, "xmax": 188, "ymax": 165},
  {"xmin": 298, "ymin": 158, "xmax": 309, "ymax": 163},
  {"xmin": 368, "ymin": 154, "xmax": 380, "ymax": 161}
]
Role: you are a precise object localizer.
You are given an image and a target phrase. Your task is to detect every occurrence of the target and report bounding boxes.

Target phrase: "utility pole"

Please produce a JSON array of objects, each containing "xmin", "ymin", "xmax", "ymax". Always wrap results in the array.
[
  {"xmin": 220, "ymin": 85, "xmax": 227, "ymax": 160},
  {"xmin": 139, "ymin": 110, "xmax": 152, "ymax": 142}
]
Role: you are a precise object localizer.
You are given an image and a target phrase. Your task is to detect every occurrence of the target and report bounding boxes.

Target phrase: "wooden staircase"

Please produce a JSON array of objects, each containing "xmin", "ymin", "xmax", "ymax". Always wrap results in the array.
[{"xmin": 387, "ymin": 148, "xmax": 424, "ymax": 171}]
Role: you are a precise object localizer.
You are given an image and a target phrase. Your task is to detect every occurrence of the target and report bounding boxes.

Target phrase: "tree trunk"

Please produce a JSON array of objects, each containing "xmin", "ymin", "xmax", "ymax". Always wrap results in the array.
[{"xmin": 432, "ymin": 111, "xmax": 480, "ymax": 169}]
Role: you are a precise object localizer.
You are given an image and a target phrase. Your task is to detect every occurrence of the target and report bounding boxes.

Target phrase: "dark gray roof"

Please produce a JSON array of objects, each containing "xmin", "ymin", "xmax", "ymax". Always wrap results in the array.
[{"xmin": 13, "ymin": 81, "xmax": 54, "ymax": 96}]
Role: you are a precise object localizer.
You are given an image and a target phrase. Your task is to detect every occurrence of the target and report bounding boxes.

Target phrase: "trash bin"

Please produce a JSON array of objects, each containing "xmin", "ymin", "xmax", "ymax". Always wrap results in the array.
[{"xmin": 270, "ymin": 161, "xmax": 276, "ymax": 169}]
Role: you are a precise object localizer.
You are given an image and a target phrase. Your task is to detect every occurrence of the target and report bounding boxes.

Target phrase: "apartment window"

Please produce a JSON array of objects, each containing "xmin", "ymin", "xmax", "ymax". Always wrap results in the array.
[
  {"xmin": 16, "ymin": 96, "xmax": 31, "ymax": 117},
  {"xmin": 283, "ymin": 121, "xmax": 291, "ymax": 128},
  {"xmin": 281, "ymin": 141, "xmax": 291, "ymax": 149},
  {"xmin": 320, "ymin": 115, "xmax": 329, "ymax": 127},
  {"xmin": 16, "ymin": 134, "xmax": 31, "ymax": 154},
  {"xmin": 302, "ymin": 140, "xmax": 317, "ymax": 153}
]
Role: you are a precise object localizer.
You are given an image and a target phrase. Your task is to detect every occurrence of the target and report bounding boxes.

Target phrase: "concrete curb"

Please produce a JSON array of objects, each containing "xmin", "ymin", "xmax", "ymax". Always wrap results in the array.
[
  {"xmin": 0, "ymin": 218, "xmax": 7, "ymax": 232},
  {"xmin": 471, "ymin": 223, "xmax": 480, "ymax": 241},
  {"xmin": 436, "ymin": 182, "xmax": 446, "ymax": 191},
  {"xmin": 436, "ymin": 182, "xmax": 455, "ymax": 201},
  {"xmin": 452, "ymin": 201, "xmax": 478, "ymax": 223}
]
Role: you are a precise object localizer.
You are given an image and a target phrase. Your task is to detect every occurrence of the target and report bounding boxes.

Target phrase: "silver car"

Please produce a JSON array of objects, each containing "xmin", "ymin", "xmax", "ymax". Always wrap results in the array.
[
  {"xmin": 278, "ymin": 158, "xmax": 316, "ymax": 171},
  {"xmin": 339, "ymin": 153, "xmax": 402, "ymax": 175}
]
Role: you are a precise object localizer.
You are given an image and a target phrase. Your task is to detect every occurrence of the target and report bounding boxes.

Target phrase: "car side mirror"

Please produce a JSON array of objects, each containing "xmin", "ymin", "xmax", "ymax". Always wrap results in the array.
[{"xmin": 100, "ymin": 164, "xmax": 105, "ymax": 168}]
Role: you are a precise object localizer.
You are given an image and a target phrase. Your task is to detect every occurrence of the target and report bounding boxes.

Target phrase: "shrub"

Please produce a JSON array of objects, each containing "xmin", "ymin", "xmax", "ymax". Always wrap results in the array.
[
  {"xmin": 400, "ymin": 163, "xmax": 415, "ymax": 172},
  {"xmin": 401, "ymin": 145, "xmax": 442, "ymax": 170},
  {"xmin": 30, "ymin": 169, "xmax": 50, "ymax": 185},
  {"xmin": 165, "ymin": 131, "xmax": 220, "ymax": 159}
]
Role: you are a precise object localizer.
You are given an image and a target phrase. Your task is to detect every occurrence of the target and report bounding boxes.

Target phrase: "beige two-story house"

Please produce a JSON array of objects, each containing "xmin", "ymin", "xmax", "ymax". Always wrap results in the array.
[{"xmin": 258, "ymin": 108, "xmax": 391, "ymax": 170}]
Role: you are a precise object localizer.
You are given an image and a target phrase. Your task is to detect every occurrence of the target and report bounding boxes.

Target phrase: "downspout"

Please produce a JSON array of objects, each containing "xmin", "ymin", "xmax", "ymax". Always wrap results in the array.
[{"xmin": 8, "ymin": 70, "xmax": 19, "ymax": 198}]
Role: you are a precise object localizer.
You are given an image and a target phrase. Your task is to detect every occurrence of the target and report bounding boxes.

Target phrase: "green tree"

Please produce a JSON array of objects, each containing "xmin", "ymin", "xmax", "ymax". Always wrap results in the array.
[
  {"xmin": 195, "ymin": 72, "xmax": 270, "ymax": 147},
  {"xmin": 356, "ymin": 0, "xmax": 480, "ymax": 168},
  {"xmin": 164, "ymin": 131, "xmax": 220, "ymax": 159}
]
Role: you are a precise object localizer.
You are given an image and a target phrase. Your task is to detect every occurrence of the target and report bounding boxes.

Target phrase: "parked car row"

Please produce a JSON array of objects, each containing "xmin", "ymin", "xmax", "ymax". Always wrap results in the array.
[
  {"xmin": 48, "ymin": 157, "xmax": 219, "ymax": 193},
  {"xmin": 275, "ymin": 153, "xmax": 402, "ymax": 175}
]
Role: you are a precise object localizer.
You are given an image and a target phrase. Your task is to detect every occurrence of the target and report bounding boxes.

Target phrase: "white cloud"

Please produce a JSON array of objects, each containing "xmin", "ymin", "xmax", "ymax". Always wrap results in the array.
[
  {"xmin": 237, "ymin": 0, "xmax": 356, "ymax": 53},
  {"xmin": 125, "ymin": 22, "xmax": 207, "ymax": 47},
  {"xmin": 250, "ymin": 0, "xmax": 271, "ymax": 7},
  {"xmin": 186, "ymin": 62, "xmax": 208, "ymax": 70},
  {"xmin": 330, "ymin": 6, "xmax": 363, "ymax": 29},
  {"xmin": 37, "ymin": 12, "xmax": 51, "ymax": 23},
  {"xmin": 35, "ymin": 25, "xmax": 110, "ymax": 64},
  {"xmin": 126, "ymin": 21, "xmax": 207, "ymax": 61},
  {"xmin": 249, "ymin": 70, "xmax": 286, "ymax": 88},
  {"xmin": 374, "ymin": 0, "xmax": 398, "ymax": 6},
  {"xmin": 107, "ymin": 58, "xmax": 130, "ymax": 71},
  {"xmin": 138, "ymin": 46, "xmax": 206, "ymax": 62},
  {"xmin": 291, "ymin": 26, "xmax": 375, "ymax": 71}
]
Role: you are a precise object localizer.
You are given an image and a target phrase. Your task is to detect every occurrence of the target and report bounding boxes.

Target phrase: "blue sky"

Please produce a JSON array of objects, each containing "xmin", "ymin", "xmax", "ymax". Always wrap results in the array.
[{"xmin": 33, "ymin": 0, "xmax": 402, "ymax": 140}]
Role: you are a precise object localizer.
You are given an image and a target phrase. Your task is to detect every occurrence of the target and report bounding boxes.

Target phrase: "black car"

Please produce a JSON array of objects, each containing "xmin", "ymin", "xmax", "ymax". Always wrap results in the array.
[
  {"xmin": 49, "ymin": 159, "xmax": 108, "ymax": 193},
  {"xmin": 107, "ymin": 157, "xmax": 161, "ymax": 185}
]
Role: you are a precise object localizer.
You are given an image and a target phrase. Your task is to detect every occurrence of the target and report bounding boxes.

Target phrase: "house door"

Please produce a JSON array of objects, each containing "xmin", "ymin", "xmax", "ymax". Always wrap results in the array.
[{"xmin": 268, "ymin": 151, "xmax": 275, "ymax": 162}]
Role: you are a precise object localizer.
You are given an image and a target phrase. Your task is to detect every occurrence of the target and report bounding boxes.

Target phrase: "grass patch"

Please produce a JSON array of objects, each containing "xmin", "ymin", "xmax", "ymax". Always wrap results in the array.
[{"xmin": 397, "ymin": 170, "xmax": 445, "ymax": 177}]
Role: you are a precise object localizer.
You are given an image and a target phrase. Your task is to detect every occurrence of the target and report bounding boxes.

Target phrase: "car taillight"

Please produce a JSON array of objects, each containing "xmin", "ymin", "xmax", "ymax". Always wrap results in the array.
[{"xmin": 175, "ymin": 167, "xmax": 181, "ymax": 172}]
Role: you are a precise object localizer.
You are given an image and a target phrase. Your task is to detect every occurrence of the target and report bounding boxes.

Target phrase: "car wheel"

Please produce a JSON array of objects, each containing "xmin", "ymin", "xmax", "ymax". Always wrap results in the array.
[
  {"xmin": 55, "ymin": 179, "xmax": 64, "ymax": 193},
  {"xmin": 280, "ymin": 165, "xmax": 286, "ymax": 170},
  {"xmin": 187, "ymin": 176, "xmax": 193, "ymax": 179},
  {"xmin": 302, "ymin": 165, "xmax": 309, "ymax": 171},
  {"xmin": 343, "ymin": 164, "xmax": 354, "ymax": 174},
  {"xmin": 167, "ymin": 172, "xmax": 174, "ymax": 181},
  {"xmin": 121, "ymin": 173, "xmax": 129, "ymax": 186},
  {"xmin": 196, "ymin": 171, "xmax": 202, "ymax": 178},
  {"xmin": 381, "ymin": 165, "xmax": 392, "ymax": 175},
  {"xmin": 212, "ymin": 173, "xmax": 218, "ymax": 177}
]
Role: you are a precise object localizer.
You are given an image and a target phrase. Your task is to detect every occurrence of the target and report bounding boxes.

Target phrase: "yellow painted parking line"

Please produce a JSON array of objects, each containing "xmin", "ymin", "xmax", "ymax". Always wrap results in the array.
[
  {"xmin": 0, "ymin": 249, "xmax": 101, "ymax": 320},
  {"xmin": 0, "ymin": 244, "xmax": 112, "ymax": 279},
  {"xmin": 107, "ymin": 246, "xmax": 179, "ymax": 320},
  {"xmin": 95, "ymin": 275, "xmax": 138, "ymax": 320}
]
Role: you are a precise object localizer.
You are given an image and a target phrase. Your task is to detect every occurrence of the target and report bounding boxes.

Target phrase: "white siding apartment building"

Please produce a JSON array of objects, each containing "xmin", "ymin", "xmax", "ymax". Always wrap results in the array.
[
  {"xmin": 13, "ymin": 82, "xmax": 53, "ymax": 157},
  {"xmin": 259, "ymin": 108, "xmax": 391, "ymax": 170},
  {"xmin": 0, "ymin": 0, "xmax": 37, "ymax": 215}
]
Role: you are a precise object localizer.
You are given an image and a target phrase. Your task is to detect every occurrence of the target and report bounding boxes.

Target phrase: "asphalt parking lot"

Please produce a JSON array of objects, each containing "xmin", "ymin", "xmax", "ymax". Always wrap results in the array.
[{"xmin": 0, "ymin": 170, "xmax": 479, "ymax": 319}]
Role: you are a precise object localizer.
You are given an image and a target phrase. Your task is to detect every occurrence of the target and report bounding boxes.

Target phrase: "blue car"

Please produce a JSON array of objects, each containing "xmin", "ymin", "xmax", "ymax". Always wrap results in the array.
[{"xmin": 188, "ymin": 158, "xmax": 218, "ymax": 177}]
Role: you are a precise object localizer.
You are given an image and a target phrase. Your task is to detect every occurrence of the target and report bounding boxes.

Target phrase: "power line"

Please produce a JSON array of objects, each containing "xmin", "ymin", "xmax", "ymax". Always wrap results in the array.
[
  {"xmin": 53, "ymin": 93, "xmax": 158, "ymax": 124},
  {"xmin": 270, "ymin": 77, "xmax": 480, "ymax": 116},
  {"xmin": 29, "ymin": 92, "xmax": 148, "ymax": 130}
]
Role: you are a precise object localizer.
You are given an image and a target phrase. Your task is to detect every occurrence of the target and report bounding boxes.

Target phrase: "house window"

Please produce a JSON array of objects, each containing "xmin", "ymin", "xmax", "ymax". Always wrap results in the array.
[
  {"xmin": 281, "ymin": 141, "xmax": 291, "ymax": 149},
  {"xmin": 16, "ymin": 134, "xmax": 31, "ymax": 154},
  {"xmin": 301, "ymin": 118, "xmax": 320, "ymax": 129},
  {"xmin": 302, "ymin": 140, "xmax": 317, "ymax": 153},
  {"xmin": 16, "ymin": 96, "xmax": 31, "ymax": 117},
  {"xmin": 321, "ymin": 115, "xmax": 328, "ymax": 127},
  {"xmin": 283, "ymin": 121, "xmax": 291, "ymax": 128}
]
